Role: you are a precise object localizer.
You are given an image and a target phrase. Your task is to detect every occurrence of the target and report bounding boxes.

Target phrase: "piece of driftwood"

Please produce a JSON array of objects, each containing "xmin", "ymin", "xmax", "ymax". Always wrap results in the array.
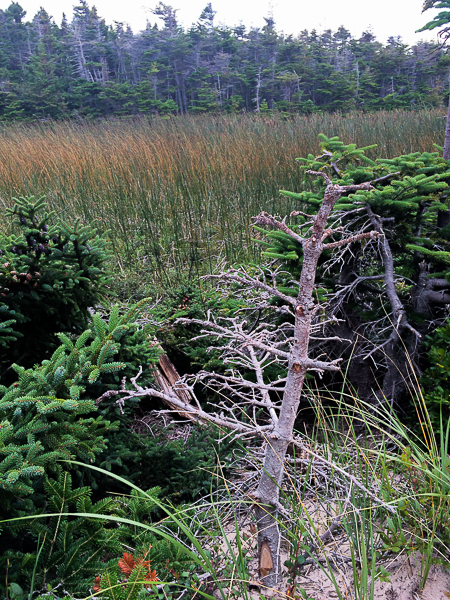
[{"xmin": 153, "ymin": 353, "xmax": 197, "ymax": 422}]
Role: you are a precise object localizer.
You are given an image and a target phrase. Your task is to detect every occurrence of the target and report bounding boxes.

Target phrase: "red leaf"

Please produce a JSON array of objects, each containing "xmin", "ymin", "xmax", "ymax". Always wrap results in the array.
[
  {"xmin": 118, "ymin": 553, "xmax": 135, "ymax": 576},
  {"xmin": 145, "ymin": 570, "xmax": 158, "ymax": 582},
  {"xmin": 118, "ymin": 546, "xmax": 158, "ymax": 582},
  {"xmin": 93, "ymin": 576, "xmax": 102, "ymax": 592}
]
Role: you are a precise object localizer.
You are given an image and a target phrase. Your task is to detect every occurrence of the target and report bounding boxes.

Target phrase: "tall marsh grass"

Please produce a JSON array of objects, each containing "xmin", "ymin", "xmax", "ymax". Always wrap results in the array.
[{"xmin": 0, "ymin": 110, "xmax": 445, "ymax": 281}]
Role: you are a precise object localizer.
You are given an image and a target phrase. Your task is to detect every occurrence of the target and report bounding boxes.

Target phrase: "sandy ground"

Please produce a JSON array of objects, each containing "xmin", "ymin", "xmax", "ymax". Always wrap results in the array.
[
  {"xmin": 241, "ymin": 549, "xmax": 450, "ymax": 600},
  {"xmin": 222, "ymin": 523, "xmax": 450, "ymax": 600},
  {"xmin": 153, "ymin": 416, "xmax": 450, "ymax": 600},
  {"xmin": 295, "ymin": 551, "xmax": 450, "ymax": 600}
]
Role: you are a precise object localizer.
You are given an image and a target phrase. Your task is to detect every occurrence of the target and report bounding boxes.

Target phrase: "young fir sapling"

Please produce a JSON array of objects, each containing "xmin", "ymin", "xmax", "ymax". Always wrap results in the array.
[{"xmin": 0, "ymin": 196, "xmax": 111, "ymax": 375}]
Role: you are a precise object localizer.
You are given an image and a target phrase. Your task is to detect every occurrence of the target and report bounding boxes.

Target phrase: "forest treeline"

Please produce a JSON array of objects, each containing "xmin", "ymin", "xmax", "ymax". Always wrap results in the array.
[{"xmin": 0, "ymin": 0, "xmax": 449, "ymax": 120}]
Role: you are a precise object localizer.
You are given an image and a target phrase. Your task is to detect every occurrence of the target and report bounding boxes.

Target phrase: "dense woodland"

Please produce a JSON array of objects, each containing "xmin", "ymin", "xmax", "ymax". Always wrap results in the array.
[{"xmin": 1, "ymin": 0, "xmax": 450, "ymax": 120}]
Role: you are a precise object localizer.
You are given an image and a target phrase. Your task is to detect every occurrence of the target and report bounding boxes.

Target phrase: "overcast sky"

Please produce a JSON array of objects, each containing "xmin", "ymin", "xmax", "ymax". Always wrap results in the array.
[{"xmin": 1, "ymin": 0, "xmax": 440, "ymax": 45}]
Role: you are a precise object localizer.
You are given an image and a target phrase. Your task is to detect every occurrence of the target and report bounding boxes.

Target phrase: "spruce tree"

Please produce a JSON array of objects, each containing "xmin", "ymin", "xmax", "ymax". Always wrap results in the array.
[
  {"xmin": 0, "ymin": 196, "xmax": 111, "ymax": 374},
  {"xmin": 418, "ymin": 0, "xmax": 450, "ymax": 158},
  {"xmin": 0, "ymin": 297, "xmax": 162, "ymax": 505}
]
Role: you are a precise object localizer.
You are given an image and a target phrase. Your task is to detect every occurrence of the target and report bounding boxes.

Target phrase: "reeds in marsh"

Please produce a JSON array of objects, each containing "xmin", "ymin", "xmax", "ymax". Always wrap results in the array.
[{"xmin": 0, "ymin": 110, "xmax": 444, "ymax": 281}]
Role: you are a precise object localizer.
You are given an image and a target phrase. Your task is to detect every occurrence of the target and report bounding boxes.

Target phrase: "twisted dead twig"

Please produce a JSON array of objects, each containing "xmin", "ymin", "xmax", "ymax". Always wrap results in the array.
[
  {"xmin": 323, "ymin": 229, "xmax": 380, "ymax": 250},
  {"xmin": 252, "ymin": 212, "xmax": 306, "ymax": 245},
  {"xmin": 176, "ymin": 316, "xmax": 343, "ymax": 373},
  {"xmin": 207, "ymin": 267, "xmax": 298, "ymax": 307}
]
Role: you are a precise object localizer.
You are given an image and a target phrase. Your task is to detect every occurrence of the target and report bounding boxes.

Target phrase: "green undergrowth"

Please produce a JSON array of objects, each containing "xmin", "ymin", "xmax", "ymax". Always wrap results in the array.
[
  {"xmin": 2, "ymin": 129, "xmax": 450, "ymax": 600},
  {"xmin": 2, "ymin": 388, "xmax": 449, "ymax": 600}
]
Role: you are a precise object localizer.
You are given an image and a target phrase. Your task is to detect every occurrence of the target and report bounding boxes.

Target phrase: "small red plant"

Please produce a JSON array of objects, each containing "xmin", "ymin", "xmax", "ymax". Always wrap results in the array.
[
  {"xmin": 93, "ymin": 576, "xmax": 102, "ymax": 593},
  {"xmin": 118, "ymin": 547, "xmax": 158, "ymax": 581},
  {"xmin": 94, "ymin": 545, "xmax": 158, "ymax": 593}
]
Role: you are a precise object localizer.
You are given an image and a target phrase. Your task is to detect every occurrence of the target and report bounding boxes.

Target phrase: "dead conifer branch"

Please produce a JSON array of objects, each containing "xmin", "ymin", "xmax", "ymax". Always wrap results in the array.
[
  {"xmin": 305, "ymin": 169, "xmax": 332, "ymax": 185},
  {"xmin": 322, "ymin": 229, "xmax": 381, "ymax": 250},
  {"xmin": 207, "ymin": 268, "xmax": 298, "ymax": 307},
  {"xmin": 252, "ymin": 211, "xmax": 305, "ymax": 245}
]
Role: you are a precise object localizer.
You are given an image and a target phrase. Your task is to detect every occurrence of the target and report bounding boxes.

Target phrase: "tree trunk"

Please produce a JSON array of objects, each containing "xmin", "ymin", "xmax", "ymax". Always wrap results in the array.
[
  {"xmin": 365, "ymin": 205, "xmax": 421, "ymax": 407},
  {"xmin": 253, "ymin": 180, "xmax": 374, "ymax": 587},
  {"xmin": 444, "ymin": 92, "xmax": 450, "ymax": 161}
]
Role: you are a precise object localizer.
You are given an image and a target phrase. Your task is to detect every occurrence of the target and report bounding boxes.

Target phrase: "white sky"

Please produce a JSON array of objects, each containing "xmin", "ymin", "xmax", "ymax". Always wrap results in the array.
[{"xmin": 1, "ymin": 0, "xmax": 440, "ymax": 45}]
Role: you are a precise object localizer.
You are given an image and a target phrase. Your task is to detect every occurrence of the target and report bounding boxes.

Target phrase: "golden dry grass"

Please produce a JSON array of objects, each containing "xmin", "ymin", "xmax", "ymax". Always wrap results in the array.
[{"xmin": 0, "ymin": 110, "xmax": 444, "ymax": 276}]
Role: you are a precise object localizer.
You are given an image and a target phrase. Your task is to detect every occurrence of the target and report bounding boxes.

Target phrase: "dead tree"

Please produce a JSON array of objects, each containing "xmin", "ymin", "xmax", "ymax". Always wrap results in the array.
[
  {"xmin": 233, "ymin": 174, "xmax": 379, "ymax": 586},
  {"xmin": 97, "ymin": 168, "xmax": 386, "ymax": 587}
]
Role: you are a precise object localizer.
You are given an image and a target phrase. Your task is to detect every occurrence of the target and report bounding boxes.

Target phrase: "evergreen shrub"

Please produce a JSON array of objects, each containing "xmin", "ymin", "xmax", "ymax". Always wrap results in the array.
[
  {"xmin": 1, "ymin": 472, "xmax": 163, "ymax": 597},
  {"xmin": 252, "ymin": 135, "xmax": 450, "ymax": 410},
  {"xmin": 0, "ymin": 300, "xmax": 161, "ymax": 514},
  {"xmin": 100, "ymin": 422, "xmax": 243, "ymax": 503},
  {"xmin": 0, "ymin": 196, "xmax": 111, "ymax": 375}
]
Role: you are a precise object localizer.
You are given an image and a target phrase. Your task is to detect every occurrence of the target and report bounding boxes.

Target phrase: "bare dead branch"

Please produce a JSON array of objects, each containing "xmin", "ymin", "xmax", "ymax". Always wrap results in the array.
[
  {"xmin": 95, "ymin": 389, "xmax": 119, "ymax": 406},
  {"xmin": 305, "ymin": 169, "xmax": 332, "ymax": 185},
  {"xmin": 207, "ymin": 268, "xmax": 298, "ymax": 307},
  {"xmin": 290, "ymin": 210, "xmax": 316, "ymax": 219},
  {"xmin": 252, "ymin": 211, "xmax": 305, "ymax": 245},
  {"xmin": 321, "ymin": 226, "xmax": 344, "ymax": 242},
  {"xmin": 176, "ymin": 317, "xmax": 291, "ymax": 360},
  {"xmin": 322, "ymin": 229, "xmax": 381, "ymax": 250},
  {"xmin": 371, "ymin": 171, "xmax": 400, "ymax": 184}
]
